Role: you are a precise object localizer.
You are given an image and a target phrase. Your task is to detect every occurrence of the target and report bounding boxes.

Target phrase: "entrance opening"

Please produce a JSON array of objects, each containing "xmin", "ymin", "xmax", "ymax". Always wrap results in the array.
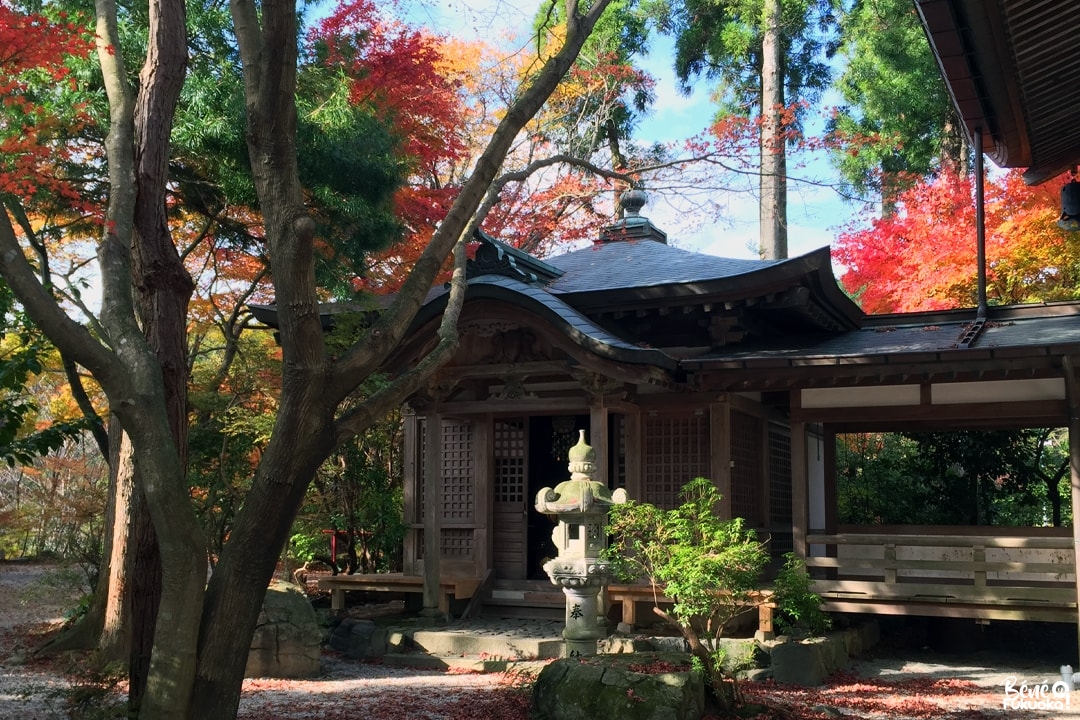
[{"xmin": 527, "ymin": 414, "xmax": 588, "ymax": 579}]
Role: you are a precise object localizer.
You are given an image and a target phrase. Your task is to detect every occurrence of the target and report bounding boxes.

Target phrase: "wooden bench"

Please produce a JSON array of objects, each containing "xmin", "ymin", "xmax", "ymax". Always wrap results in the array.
[
  {"xmin": 607, "ymin": 583, "xmax": 776, "ymax": 636},
  {"xmin": 317, "ymin": 573, "xmax": 483, "ymax": 615}
]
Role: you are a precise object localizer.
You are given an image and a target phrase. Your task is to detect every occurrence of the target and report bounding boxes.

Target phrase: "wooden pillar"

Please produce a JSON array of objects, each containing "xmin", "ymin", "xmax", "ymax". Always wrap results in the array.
[
  {"xmin": 473, "ymin": 414, "xmax": 493, "ymax": 577},
  {"xmin": 402, "ymin": 411, "xmax": 419, "ymax": 574},
  {"xmin": 590, "ymin": 403, "xmax": 610, "ymax": 484},
  {"xmin": 710, "ymin": 401, "xmax": 732, "ymax": 519},
  {"xmin": 1063, "ymin": 356, "xmax": 1080, "ymax": 656},
  {"xmin": 423, "ymin": 411, "xmax": 443, "ymax": 615},
  {"xmin": 823, "ymin": 428, "xmax": 838, "ymax": 570},
  {"xmin": 790, "ymin": 420, "xmax": 808, "ymax": 559}
]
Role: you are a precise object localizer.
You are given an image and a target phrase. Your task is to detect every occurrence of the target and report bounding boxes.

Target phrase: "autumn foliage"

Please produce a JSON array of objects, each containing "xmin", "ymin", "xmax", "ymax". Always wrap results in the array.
[
  {"xmin": 0, "ymin": 2, "xmax": 93, "ymax": 207},
  {"xmin": 835, "ymin": 167, "xmax": 1080, "ymax": 313}
]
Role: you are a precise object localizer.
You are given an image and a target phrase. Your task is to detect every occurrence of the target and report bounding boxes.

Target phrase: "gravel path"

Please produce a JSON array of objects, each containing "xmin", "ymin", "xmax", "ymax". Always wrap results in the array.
[
  {"xmin": 0, "ymin": 562, "xmax": 84, "ymax": 720},
  {"xmin": 0, "ymin": 563, "xmax": 529, "ymax": 720}
]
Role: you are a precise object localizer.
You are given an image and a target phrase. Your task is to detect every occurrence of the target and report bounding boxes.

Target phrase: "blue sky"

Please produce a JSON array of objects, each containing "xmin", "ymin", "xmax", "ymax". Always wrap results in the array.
[{"xmin": 391, "ymin": 0, "xmax": 865, "ymax": 261}]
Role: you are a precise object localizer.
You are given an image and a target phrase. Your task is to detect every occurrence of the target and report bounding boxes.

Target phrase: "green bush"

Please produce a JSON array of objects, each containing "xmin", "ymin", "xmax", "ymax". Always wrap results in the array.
[
  {"xmin": 605, "ymin": 477, "xmax": 768, "ymax": 712},
  {"xmin": 771, "ymin": 552, "xmax": 831, "ymax": 636}
]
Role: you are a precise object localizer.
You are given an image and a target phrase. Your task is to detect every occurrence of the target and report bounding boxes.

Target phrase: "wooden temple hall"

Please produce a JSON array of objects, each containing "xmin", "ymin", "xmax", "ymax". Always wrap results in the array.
[{"xmin": 251, "ymin": 0, "xmax": 1080, "ymax": 633}]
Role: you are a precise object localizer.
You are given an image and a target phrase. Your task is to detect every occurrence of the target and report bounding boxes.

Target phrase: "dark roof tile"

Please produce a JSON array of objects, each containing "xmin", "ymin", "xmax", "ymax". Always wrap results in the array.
[{"xmin": 545, "ymin": 241, "xmax": 779, "ymax": 293}]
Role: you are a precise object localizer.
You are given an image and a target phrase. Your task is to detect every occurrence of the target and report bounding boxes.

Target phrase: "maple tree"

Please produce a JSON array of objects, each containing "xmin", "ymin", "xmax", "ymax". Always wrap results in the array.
[
  {"xmin": 0, "ymin": 0, "xmax": 621, "ymax": 718},
  {"xmin": 0, "ymin": 2, "xmax": 94, "ymax": 207},
  {"xmin": 835, "ymin": 167, "xmax": 1080, "ymax": 314}
]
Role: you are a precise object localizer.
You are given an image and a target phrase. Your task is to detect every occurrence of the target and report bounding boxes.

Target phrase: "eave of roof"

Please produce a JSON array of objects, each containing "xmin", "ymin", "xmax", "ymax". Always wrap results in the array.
[
  {"xmin": 414, "ymin": 275, "xmax": 680, "ymax": 371},
  {"xmin": 917, "ymin": 0, "xmax": 1080, "ymax": 184},
  {"xmin": 684, "ymin": 302, "xmax": 1080, "ymax": 371}
]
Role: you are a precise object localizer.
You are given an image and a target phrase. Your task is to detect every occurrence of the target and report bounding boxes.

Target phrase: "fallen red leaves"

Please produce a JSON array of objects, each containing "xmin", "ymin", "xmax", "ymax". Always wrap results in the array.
[
  {"xmin": 739, "ymin": 671, "xmax": 1001, "ymax": 720},
  {"xmin": 627, "ymin": 659, "xmax": 692, "ymax": 674}
]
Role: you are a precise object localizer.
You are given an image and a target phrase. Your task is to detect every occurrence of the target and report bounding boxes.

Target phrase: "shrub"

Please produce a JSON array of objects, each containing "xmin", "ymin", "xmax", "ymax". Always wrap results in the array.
[
  {"xmin": 605, "ymin": 477, "xmax": 768, "ymax": 712},
  {"xmin": 771, "ymin": 552, "xmax": 831, "ymax": 636}
]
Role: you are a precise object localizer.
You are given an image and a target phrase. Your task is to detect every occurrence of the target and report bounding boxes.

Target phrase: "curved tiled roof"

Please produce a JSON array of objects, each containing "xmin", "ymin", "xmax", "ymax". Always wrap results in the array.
[
  {"xmin": 417, "ymin": 274, "xmax": 678, "ymax": 370},
  {"xmin": 545, "ymin": 240, "xmax": 780, "ymax": 294}
]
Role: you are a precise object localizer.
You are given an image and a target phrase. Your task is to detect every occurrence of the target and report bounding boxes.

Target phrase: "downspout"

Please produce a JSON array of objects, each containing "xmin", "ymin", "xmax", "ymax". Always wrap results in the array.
[
  {"xmin": 958, "ymin": 127, "xmax": 989, "ymax": 349},
  {"xmin": 975, "ymin": 125, "xmax": 988, "ymax": 319}
]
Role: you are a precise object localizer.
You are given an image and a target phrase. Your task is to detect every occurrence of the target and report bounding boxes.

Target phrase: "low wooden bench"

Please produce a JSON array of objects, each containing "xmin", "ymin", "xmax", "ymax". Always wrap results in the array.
[
  {"xmin": 607, "ymin": 583, "xmax": 776, "ymax": 636},
  {"xmin": 317, "ymin": 573, "xmax": 483, "ymax": 615}
]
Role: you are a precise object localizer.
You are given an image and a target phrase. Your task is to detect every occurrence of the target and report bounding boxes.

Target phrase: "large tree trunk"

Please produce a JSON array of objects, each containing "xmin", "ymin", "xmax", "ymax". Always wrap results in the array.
[
  {"xmin": 126, "ymin": 0, "xmax": 196, "ymax": 707},
  {"xmin": 38, "ymin": 417, "xmax": 130, "ymax": 659},
  {"xmin": 759, "ymin": 0, "xmax": 787, "ymax": 260},
  {"xmin": 185, "ymin": 1, "xmax": 618, "ymax": 717}
]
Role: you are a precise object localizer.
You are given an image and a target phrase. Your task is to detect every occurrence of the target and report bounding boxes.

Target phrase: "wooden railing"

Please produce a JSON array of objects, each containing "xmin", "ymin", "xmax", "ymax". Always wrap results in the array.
[{"xmin": 804, "ymin": 528, "xmax": 1077, "ymax": 622}]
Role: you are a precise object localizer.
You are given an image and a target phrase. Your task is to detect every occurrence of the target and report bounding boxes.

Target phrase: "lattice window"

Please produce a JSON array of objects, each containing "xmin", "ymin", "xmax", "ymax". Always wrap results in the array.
[
  {"xmin": 441, "ymin": 420, "xmax": 474, "ymax": 521},
  {"xmin": 769, "ymin": 423, "xmax": 792, "ymax": 526},
  {"xmin": 441, "ymin": 528, "xmax": 474, "ymax": 558},
  {"xmin": 644, "ymin": 412, "xmax": 709, "ymax": 509},
  {"xmin": 494, "ymin": 418, "xmax": 526, "ymax": 504},
  {"xmin": 730, "ymin": 410, "xmax": 763, "ymax": 524},
  {"xmin": 416, "ymin": 418, "xmax": 474, "ymax": 522},
  {"xmin": 416, "ymin": 528, "xmax": 476, "ymax": 559}
]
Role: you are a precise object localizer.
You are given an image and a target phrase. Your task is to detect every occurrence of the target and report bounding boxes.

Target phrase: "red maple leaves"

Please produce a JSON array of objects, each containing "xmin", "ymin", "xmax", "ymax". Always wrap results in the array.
[
  {"xmin": 0, "ymin": 2, "xmax": 93, "ymax": 207},
  {"xmin": 835, "ymin": 167, "xmax": 1080, "ymax": 313}
]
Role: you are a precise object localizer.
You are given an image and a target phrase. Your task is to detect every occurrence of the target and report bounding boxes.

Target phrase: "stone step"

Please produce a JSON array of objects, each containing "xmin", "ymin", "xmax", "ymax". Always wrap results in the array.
[
  {"xmin": 381, "ymin": 653, "xmax": 553, "ymax": 673},
  {"xmin": 479, "ymin": 604, "xmax": 565, "ymax": 621},
  {"xmin": 409, "ymin": 628, "xmax": 564, "ymax": 659},
  {"xmin": 489, "ymin": 587, "xmax": 566, "ymax": 605}
]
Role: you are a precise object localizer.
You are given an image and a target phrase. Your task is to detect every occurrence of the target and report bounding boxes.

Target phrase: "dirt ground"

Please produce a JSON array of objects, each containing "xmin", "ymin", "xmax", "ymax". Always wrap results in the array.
[{"xmin": 3, "ymin": 561, "xmax": 1080, "ymax": 719}]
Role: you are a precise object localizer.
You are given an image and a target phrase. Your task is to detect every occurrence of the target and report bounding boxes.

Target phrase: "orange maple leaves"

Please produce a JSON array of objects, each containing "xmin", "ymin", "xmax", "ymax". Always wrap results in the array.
[{"xmin": 835, "ymin": 167, "xmax": 1080, "ymax": 313}]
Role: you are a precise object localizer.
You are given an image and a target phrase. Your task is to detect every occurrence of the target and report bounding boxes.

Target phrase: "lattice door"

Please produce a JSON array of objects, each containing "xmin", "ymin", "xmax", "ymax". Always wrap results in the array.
[
  {"xmin": 731, "ymin": 410, "xmax": 764, "ymax": 525},
  {"xmin": 415, "ymin": 418, "xmax": 475, "ymax": 562},
  {"xmin": 768, "ymin": 423, "xmax": 793, "ymax": 556},
  {"xmin": 493, "ymin": 418, "xmax": 528, "ymax": 579}
]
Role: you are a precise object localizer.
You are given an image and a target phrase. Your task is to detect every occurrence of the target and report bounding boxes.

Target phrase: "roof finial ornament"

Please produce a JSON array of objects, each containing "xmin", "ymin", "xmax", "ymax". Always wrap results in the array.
[{"xmin": 621, "ymin": 187, "xmax": 647, "ymax": 218}]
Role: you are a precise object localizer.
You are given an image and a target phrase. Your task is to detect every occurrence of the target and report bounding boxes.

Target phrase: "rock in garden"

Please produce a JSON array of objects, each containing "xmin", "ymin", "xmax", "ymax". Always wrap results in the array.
[{"xmin": 245, "ymin": 580, "xmax": 322, "ymax": 678}]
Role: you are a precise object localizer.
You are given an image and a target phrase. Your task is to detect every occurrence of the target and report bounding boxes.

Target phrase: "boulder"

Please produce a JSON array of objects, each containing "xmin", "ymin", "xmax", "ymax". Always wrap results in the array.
[
  {"xmin": 327, "ymin": 618, "xmax": 391, "ymax": 659},
  {"xmin": 533, "ymin": 652, "xmax": 704, "ymax": 720},
  {"xmin": 245, "ymin": 581, "xmax": 322, "ymax": 678},
  {"xmin": 770, "ymin": 638, "xmax": 829, "ymax": 686}
]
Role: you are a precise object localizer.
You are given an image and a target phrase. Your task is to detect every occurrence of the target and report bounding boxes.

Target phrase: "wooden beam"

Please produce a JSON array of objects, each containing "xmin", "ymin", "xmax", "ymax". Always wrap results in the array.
[
  {"xmin": 711, "ymin": 402, "xmax": 732, "ymax": 520},
  {"xmin": 422, "ymin": 411, "xmax": 443, "ymax": 616},
  {"xmin": 447, "ymin": 361, "xmax": 570, "ymax": 379},
  {"xmin": 793, "ymin": 399, "xmax": 1067, "ymax": 427},
  {"xmin": 438, "ymin": 396, "xmax": 590, "ymax": 415},
  {"xmin": 1063, "ymin": 355, "xmax": 1080, "ymax": 653}
]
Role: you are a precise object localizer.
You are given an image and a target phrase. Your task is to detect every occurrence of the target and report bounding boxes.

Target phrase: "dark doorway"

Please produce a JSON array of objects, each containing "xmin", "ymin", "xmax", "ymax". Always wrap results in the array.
[{"xmin": 527, "ymin": 414, "xmax": 589, "ymax": 579}]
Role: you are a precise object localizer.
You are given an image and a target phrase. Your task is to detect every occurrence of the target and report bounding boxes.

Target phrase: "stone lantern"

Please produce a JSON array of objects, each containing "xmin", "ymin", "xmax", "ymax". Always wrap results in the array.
[{"xmin": 535, "ymin": 429, "xmax": 628, "ymax": 657}]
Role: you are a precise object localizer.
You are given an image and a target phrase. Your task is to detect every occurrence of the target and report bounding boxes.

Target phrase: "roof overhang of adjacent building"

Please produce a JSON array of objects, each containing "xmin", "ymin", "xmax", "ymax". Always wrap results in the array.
[{"xmin": 917, "ymin": 0, "xmax": 1080, "ymax": 184}]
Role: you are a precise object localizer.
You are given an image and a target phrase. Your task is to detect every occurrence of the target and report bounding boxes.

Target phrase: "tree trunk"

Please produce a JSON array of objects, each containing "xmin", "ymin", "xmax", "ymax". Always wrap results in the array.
[
  {"xmin": 99, "ymin": 421, "xmax": 134, "ymax": 661},
  {"xmin": 126, "ymin": 0, "xmax": 196, "ymax": 702},
  {"xmin": 38, "ymin": 417, "xmax": 130, "ymax": 659},
  {"xmin": 184, "ymin": 1, "xmax": 618, "ymax": 717},
  {"xmin": 759, "ymin": 0, "xmax": 787, "ymax": 260}
]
